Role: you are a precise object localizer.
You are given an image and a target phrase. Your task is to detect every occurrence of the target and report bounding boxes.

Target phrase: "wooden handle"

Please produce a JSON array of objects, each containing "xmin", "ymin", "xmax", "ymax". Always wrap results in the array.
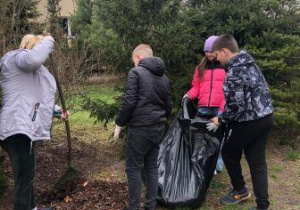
[{"xmin": 49, "ymin": 54, "xmax": 72, "ymax": 167}]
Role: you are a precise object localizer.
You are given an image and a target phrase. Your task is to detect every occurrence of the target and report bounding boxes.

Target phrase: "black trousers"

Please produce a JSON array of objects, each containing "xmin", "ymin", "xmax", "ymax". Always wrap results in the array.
[
  {"xmin": 0, "ymin": 134, "xmax": 36, "ymax": 210},
  {"xmin": 125, "ymin": 123, "xmax": 165, "ymax": 210},
  {"xmin": 222, "ymin": 114, "xmax": 273, "ymax": 209}
]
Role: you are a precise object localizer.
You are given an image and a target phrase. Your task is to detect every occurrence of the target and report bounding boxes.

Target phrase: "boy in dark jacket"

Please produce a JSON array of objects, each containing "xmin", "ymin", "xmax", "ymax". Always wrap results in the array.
[
  {"xmin": 210, "ymin": 35, "xmax": 274, "ymax": 210},
  {"xmin": 114, "ymin": 44, "xmax": 172, "ymax": 210}
]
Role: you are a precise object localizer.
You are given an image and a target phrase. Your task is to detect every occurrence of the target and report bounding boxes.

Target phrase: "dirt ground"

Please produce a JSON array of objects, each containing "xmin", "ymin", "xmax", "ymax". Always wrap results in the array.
[{"xmin": 0, "ymin": 123, "xmax": 299, "ymax": 210}]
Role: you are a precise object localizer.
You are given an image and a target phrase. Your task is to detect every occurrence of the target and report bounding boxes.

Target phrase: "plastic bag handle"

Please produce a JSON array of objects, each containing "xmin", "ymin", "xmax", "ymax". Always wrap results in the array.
[{"xmin": 182, "ymin": 97, "xmax": 191, "ymax": 119}]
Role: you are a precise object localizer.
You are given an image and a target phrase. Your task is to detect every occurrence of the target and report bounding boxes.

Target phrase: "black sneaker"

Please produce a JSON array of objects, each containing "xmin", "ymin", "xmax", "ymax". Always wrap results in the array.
[
  {"xmin": 249, "ymin": 207, "xmax": 268, "ymax": 210},
  {"xmin": 220, "ymin": 187, "xmax": 251, "ymax": 204}
]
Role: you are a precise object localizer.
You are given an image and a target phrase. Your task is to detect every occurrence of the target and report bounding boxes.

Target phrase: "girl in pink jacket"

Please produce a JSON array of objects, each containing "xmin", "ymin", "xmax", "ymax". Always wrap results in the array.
[{"xmin": 184, "ymin": 35, "xmax": 226, "ymax": 172}]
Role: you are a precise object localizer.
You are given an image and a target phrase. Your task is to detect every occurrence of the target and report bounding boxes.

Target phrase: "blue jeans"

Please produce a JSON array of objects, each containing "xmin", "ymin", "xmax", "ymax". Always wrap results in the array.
[
  {"xmin": 126, "ymin": 123, "xmax": 165, "ymax": 210},
  {"xmin": 216, "ymin": 138, "xmax": 224, "ymax": 171}
]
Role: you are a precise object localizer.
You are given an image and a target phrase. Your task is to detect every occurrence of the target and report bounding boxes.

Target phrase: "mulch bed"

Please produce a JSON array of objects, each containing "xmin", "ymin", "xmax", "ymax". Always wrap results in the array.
[
  {"xmin": 0, "ymin": 138, "xmax": 129, "ymax": 210},
  {"xmin": 40, "ymin": 180, "xmax": 128, "ymax": 210}
]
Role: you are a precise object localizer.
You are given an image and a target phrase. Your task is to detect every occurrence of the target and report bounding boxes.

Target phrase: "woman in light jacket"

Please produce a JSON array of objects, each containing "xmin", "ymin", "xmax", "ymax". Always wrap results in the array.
[{"xmin": 0, "ymin": 34, "xmax": 67, "ymax": 210}]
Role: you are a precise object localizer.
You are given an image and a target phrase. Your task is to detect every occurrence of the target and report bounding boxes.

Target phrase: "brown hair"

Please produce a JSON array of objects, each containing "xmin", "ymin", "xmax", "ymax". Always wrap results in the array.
[
  {"xmin": 212, "ymin": 34, "xmax": 239, "ymax": 53},
  {"xmin": 197, "ymin": 56, "xmax": 208, "ymax": 79}
]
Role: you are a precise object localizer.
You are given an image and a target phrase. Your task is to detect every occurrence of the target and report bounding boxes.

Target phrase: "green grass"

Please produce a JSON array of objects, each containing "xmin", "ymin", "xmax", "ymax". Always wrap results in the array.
[
  {"xmin": 68, "ymin": 110, "xmax": 97, "ymax": 126},
  {"xmin": 270, "ymin": 165, "xmax": 283, "ymax": 180},
  {"xmin": 210, "ymin": 180, "xmax": 228, "ymax": 190},
  {"xmin": 79, "ymin": 86, "xmax": 121, "ymax": 104},
  {"xmin": 285, "ymin": 150, "xmax": 300, "ymax": 161},
  {"xmin": 269, "ymin": 199, "xmax": 277, "ymax": 207},
  {"xmin": 60, "ymin": 85, "xmax": 122, "ymax": 127}
]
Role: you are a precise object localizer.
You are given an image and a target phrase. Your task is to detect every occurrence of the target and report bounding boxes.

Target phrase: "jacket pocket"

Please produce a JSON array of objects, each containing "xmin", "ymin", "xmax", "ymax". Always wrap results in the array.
[{"xmin": 32, "ymin": 95, "xmax": 55, "ymax": 138}]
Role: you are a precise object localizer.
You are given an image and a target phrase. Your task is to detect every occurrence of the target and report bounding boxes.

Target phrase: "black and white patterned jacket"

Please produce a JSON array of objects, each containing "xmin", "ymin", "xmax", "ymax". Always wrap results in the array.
[{"xmin": 221, "ymin": 51, "xmax": 274, "ymax": 123}]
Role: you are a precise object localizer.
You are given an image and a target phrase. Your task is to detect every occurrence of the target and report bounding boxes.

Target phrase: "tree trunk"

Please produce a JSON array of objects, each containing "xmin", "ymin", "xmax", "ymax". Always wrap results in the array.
[{"xmin": 11, "ymin": 1, "xmax": 16, "ymax": 38}]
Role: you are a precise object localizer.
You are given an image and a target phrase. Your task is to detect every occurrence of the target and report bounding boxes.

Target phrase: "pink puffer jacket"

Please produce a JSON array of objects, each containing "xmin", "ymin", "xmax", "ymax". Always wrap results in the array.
[{"xmin": 187, "ymin": 66, "xmax": 226, "ymax": 112}]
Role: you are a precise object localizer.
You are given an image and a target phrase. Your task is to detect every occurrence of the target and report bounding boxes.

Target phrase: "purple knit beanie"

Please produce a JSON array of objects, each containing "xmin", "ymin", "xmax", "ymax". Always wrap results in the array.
[{"xmin": 203, "ymin": 35, "xmax": 218, "ymax": 52}]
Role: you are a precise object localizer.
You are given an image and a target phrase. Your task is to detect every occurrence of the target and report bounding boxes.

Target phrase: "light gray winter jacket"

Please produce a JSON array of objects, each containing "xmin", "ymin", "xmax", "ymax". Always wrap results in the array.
[{"xmin": 0, "ymin": 38, "xmax": 57, "ymax": 141}]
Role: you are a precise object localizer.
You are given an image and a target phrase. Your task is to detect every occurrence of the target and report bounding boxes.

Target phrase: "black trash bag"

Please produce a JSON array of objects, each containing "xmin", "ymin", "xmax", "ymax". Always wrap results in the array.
[{"xmin": 157, "ymin": 98, "xmax": 220, "ymax": 209}]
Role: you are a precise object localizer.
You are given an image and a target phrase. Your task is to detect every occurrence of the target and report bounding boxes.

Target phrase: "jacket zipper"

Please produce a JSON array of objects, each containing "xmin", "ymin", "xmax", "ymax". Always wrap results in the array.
[
  {"xmin": 226, "ymin": 128, "xmax": 233, "ymax": 143},
  {"xmin": 32, "ymin": 102, "xmax": 40, "ymax": 121},
  {"xmin": 208, "ymin": 69, "xmax": 214, "ymax": 107}
]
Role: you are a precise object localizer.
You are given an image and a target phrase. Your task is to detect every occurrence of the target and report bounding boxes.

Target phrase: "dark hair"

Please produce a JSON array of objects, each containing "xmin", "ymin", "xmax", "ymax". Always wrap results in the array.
[
  {"xmin": 197, "ymin": 56, "xmax": 207, "ymax": 79},
  {"xmin": 212, "ymin": 34, "xmax": 239, "ymax": 53},
  {"xmin": 197, "ymin": 57, "xmax": 221, "ymax": 79}
]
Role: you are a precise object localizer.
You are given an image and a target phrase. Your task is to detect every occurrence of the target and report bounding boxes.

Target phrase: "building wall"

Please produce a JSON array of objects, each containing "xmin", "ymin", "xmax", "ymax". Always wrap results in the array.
[{"xmin": 37, "ymin": 0, "xmax": 76, "ymax": 22}]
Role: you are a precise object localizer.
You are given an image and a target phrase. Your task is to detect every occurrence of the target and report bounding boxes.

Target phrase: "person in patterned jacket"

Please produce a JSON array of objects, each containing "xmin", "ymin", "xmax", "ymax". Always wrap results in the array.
[{"xmin": 210, "ymin": 34, "xmax": 274, "ymax": 210}]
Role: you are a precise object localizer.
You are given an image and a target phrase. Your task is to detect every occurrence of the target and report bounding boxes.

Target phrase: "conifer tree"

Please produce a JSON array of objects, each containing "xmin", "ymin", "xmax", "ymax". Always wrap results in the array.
[
  {"xmin": 47, "ymin": 0, "xmax": 60, "ymax": 37},
  {"xmin": 72, "ymin": 0, "xmax": 300, "ymax": 138},
  {"xmin": 71, "ymin": 0, "xmax": 92, "ymax": 33}
]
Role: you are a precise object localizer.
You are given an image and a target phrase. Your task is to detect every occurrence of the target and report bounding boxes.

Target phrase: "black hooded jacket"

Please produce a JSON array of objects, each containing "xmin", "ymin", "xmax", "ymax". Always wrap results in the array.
[{"xmin": 116, "ymin": 57, "xmax": 172, "ymax": 127}]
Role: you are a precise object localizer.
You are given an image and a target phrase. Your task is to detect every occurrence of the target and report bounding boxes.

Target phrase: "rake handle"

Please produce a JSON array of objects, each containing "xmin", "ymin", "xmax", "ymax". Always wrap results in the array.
[{"xmin": 49, "ymin": 53, "xmax": 72, "ymax": 167}]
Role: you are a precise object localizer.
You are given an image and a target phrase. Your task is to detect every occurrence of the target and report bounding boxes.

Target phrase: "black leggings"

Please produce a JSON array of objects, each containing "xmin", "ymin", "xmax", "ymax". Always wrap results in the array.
[
  {"xmin": 222, "ymin": 114, "xmax": 273, "ymax": 209},
  {"xmin": 0, "ymin": 134, "xmax": 36, "ymax": 210}
]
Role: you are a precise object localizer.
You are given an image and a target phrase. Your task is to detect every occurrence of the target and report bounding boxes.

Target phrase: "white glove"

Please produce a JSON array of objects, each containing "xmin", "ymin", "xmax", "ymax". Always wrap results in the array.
[
  {"xmin": 206, "ymin": 122, "xmax": 219, "ymax": 132},
  {"xmin": 114, "ymin": 125, "xmax": 122, "ymax": 139}
]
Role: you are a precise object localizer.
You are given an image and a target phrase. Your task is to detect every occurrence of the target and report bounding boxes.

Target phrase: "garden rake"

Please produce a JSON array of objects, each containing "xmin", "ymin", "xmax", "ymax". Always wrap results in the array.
[{"xmin": 49, "ymin": 53, "xmax": 81, "ymax": 190}]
